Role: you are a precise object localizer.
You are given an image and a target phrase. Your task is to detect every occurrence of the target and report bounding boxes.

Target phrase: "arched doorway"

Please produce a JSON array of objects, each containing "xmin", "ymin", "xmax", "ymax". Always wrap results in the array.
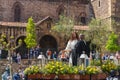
[
  {"xmin": 16, "ymin": 36, "xmax": 28, "ymax": 59},
  {"xmin": 39, "ymin": 35, "xmax": 57, "ymax": 53}
]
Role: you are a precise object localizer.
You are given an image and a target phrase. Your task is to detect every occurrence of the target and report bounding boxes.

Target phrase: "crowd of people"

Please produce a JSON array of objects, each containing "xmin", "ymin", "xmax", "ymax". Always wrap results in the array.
[
  {"xmin": 42, "ymin": 32, "xmax": 91, "ymax": 66},
  {"xmin": 102, "ymin": 51, "xmax": 120, "ymax": 64},
  {"xmin": 1, "ymin": 64, "xmax": 25, "ymax": 80}
]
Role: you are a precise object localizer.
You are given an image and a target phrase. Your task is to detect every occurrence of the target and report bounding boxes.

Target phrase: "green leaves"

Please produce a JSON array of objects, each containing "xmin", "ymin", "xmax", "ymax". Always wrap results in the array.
[
  {"xmin": 101, "ymin": 60, "xmax": 117, "ymax": 73},
  {"xmin": 51, "ymin": 15, "xmax": 74, "ymax": 40},
  {"xmin": 87, "ymin": 18, "xmax": 110, "ymax": 52},
  {"xmin": 24, "ymin": 17, "xmax": 37, "ymax": 48},
  {"xmin": 24, "ymin": 65, "xmax": 42, "ymax": 75},
  {"xmin": 105, "ymin": 32, "xmax": 120, "ymax": 52}
]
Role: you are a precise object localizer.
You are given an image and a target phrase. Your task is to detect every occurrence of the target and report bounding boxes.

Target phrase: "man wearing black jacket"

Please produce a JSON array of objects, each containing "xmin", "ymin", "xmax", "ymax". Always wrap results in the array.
[{"xmin": 75, "ymin": 34, "xmax": 90, "ymax": 60}]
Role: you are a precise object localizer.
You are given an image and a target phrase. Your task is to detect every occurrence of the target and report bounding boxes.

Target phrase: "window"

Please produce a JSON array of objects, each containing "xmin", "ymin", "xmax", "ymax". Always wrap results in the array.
[
  {"xmin": 57, "ymin": 4, "xmax": 65, "ymax": 18},
  {"xmin": 58, "ymin": 8, "xmax": 64, "ymax": 16},
  {"xmin": 98, "ymin": 0, "xmax": 101, "ymax": 7},
  {"xmin": 77, "ymin": 12, "xmax": 86, "ymax": 25},
  {"xmin": 14, "ymin": 4, "xmax": 21, "ymax": 22},
  {"xmin": 81, "ymin": 17, "xmax": 86, "ymax": 25}
]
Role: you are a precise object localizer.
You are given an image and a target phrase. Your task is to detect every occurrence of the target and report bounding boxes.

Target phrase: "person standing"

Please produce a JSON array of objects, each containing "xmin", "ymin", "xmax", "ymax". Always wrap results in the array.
[
  {"xmin": 46, "ymin": 49, "xmax": 52, "ymax": 60},
  {"xmin": 115, "ymin": 51, "xmax": 120, "ymax": 64},
  {"xmin": 29, "ymin": 48, "xmax": 34, "ymax": 59},
  {"xmin": 2, "ymin": 64, "xmax": 10, "ymax": 80},
  {"xmin": 53, "ymin": 51, "xmax": 57, "ymax": 60},
  {"xmin": 16, "ymin": 53, "xmax": 21, "ymax": 64},
  {"xmin": 65, "ymin": 32, "xmax": 79, "ymax": 66},
  {"xmin": 35, "ymin": 45, "xmax": 41, "ymax": 58},
  {"xmin": 75, "ymin": 34, "xmax": 90, "ymax": 63},
  {"xmin": 60, "ymin": 50, "xmax": 67, "ymax": 61},
  {"xmin": 12, "ymin": 51, "xmax": 17, "ymax": 63},
  {"xmin": 13, "ymin": 70, "xmax": 20, "ymax": 80}
]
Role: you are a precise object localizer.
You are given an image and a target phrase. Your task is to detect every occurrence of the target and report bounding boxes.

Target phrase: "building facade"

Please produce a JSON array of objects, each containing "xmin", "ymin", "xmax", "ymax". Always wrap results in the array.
[
  {"xmin": 0, "ymin": 0, "xmax": 91, "ymax": 23},
  {"xmin": 91, "ymin": 0, "xmax": 120, "ymax": 44},
  {"xmin": 0, "ymin": 0, "xmax": 92, "ymax": 57}
]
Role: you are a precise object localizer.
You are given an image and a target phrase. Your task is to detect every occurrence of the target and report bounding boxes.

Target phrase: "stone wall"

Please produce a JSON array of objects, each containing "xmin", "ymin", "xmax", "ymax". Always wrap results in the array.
[
  {"xmin": 0, "ymin": 0, "xmax": 89, "ymax": 23},
  {"xmin": 91, "ymin": 0, "xmax": 111, "ymax": 19},
  {"xmin": 112, "ymin": 0, "xmax": 120, "ymax": 17},
  {"xmin": 91, "ymin": 0, "xmax": 120, "ymax": 44}
]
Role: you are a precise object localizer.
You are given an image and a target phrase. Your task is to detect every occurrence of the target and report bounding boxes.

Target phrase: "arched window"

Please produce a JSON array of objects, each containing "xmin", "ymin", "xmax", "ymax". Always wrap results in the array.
[
  {"xmin": 57, "ymin": 5, "xmax": 65, "ymax": 17},
  {"xmin": 58, "ymin": 8, "xmax": 64, "ymax": 16},
  {"xmin": 14, "ymin": 4, "xmax": 21, "ymax": 22},
  {"xmin": 80, "ymin": 12, "xmax": 86, "ymax": 25},
  {"xmin": 81, "ymin": 17, "xmax": 86, "ymax": 25}
]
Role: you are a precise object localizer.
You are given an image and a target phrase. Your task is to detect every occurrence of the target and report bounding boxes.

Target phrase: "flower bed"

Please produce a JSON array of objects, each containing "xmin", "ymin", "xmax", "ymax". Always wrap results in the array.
[{"xmin": 24, "ymin": 60, "xmax": 119, "ymax": 80}]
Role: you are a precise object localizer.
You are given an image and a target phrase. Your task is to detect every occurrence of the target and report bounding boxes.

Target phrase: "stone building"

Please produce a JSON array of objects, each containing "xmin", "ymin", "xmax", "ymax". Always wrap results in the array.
[
  {"xmin": 91, "ymin": 0, "xmax": 120, "ymax": 44},
  {"xmin": 0, "ymin": 0, "xmax": 92, "ymax": 57},
  {"xmin": 91, "ymin": 0, "xmax": 120, "ymax": 32}
]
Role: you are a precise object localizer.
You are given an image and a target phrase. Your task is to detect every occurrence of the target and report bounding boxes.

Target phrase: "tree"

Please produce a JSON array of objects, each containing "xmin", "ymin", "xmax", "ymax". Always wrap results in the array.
[
  {"xmin": 105, "ymin": 32, "xmax": 120, "ymax": 53},
  {"xmin": 24, "ymin": 17, "xmax": 37, "ymax": 49},
  {"xmin": 0, "ymin": 33, "xmax": 22, "ymax": 79},
  {"xmin": 51, "ymin": 15, "xmax": 74, "ymax": 42},
  {"xmin": 87, "ymin": 18, "xmax": 111, "ymax": 52},
  {"xmin": 78, "ymin": 18, "xmax": 111, "ymax": 64}
]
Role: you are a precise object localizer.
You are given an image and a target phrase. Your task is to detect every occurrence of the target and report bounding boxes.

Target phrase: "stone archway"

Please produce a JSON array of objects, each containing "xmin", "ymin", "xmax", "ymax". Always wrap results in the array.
[
  {"xmin": 39, "ymin": 35, "xmax": 57, "ymax": 53},
  {"xmin": 16, "ymin": 36, "xmax": 28, "ymax": 59}
]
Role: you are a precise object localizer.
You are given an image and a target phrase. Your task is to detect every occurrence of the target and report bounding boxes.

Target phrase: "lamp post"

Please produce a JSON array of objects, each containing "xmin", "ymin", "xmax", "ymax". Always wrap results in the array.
[
  {"xmin": 37, "ymin": 52, "xmax": 45, "ymax": 67},
  {"xmin": 80, "ymin": 51, "xmax": 92, "ymax": 80},
  {"xmin": 80, "ymin": 51, "xmax": 89, "ymax": 67}
]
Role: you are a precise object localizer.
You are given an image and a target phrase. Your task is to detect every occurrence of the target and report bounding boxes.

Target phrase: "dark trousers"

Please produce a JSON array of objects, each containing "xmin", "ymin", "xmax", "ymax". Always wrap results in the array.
[{"xmin": 71, "ymin": 49, "xmax": 77, "ymax": 66}]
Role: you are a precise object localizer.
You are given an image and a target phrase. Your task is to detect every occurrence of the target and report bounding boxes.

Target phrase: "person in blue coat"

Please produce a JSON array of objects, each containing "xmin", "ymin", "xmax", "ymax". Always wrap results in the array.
[
  {"xmin": 2, "ymin": 65, "xmax": 10, "ymax": 80},
  {"xmin": 13, "ymin": 71, "xmax": 20, "ymax": 80}
]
